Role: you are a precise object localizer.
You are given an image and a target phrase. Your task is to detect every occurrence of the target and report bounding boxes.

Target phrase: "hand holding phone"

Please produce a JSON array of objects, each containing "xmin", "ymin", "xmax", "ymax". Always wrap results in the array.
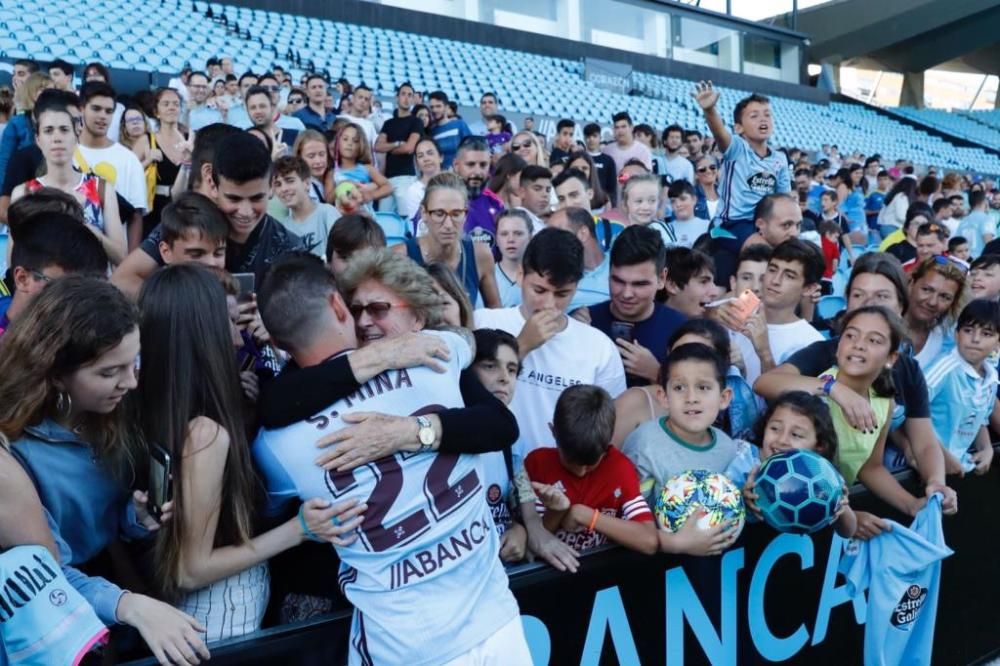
[
  {"xmin": 610, "ymin": 321, "xmax": 635, "ymax": 344},
  {"xmin": 149, "ymin": 444, "xmax": 172, "ymax": 522}
]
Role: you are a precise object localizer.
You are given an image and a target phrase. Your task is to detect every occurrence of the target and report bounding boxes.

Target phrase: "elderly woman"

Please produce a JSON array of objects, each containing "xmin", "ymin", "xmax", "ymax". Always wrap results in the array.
[
  {"xmin": 257, "ymin": 249, "xmax": 538, "ymax": 563},
  {"xmin": 754, "ymin": 252, "xmax": 956, "ymax": 539}
]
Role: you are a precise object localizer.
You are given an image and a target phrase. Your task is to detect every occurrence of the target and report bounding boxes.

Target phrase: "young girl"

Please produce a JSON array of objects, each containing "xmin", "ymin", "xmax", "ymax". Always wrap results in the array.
[
  {"xmin": 136, "ymin": 265, "xmax": 354, "ymax": 643},
  {"xmin": 494, "ymin": 209, "xmax": 533, "ymax": 307},
  {"xmin": 397, "ymin": 137, "xmax": 443, "ymax": 223},
  {"xmin": 325, "ymin": 123, "xmax": 392, "ymax": 207},
  {"xmin": 610, "ymin": 318, "xmax": 758, "ymax": 446},
  {"xmin": 727, "ymin": 391, "xmax": 856, "ymax": 538},
  {"xmin": 0, "ymin": 276, "xmax": 211, "ymax": 663},
  {"xmin": 486, "ymin": 153, "xmax": 528, "ymax": 212},
  {"xmin": 400, "ymin": 172, "xmax": 501, "ymax": 308},
  {"xmin": 620, "ymin": 173, "xmax": 673, "ymax": 248},
  {"xmin": 292, "ymin": 129, "xmax": 329, "ymax": 203},
  {"xmin": 12, "ymin": 95, "xmax": 126, "ymax": 264}
]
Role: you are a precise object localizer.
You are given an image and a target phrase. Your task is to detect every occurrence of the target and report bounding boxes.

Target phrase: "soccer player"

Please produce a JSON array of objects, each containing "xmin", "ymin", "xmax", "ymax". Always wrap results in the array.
[{"xmin": 253, "ymin": 253, "xmax": 530, "ymax": 664}]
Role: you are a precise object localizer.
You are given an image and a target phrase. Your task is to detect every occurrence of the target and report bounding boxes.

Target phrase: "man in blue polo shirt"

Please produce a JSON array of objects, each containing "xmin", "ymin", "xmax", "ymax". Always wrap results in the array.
[
  {"xmin": 428, "ymin": 90, "xmax": 471, "ymax": 169},
  {"xmin": 588, "ymin": 225, "xmax": 686, "ymax": 387},
  {"xmin": 294, "ymin": 74, "xmax": 337, "ymax": 131}
]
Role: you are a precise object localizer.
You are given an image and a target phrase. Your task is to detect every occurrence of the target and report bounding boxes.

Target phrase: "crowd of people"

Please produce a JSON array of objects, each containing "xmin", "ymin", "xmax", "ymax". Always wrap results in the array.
[{"xmin": 1, "ymin": 53, "xmax": 1000, "ymax": 665}]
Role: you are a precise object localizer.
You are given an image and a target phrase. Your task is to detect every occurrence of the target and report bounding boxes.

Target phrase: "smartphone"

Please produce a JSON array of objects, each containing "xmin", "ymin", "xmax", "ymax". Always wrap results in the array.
[
  {"xmin": 610, "ymin": 321, "xmax": 635, "ymax": 344},
  {"xmin": 149, "ymin": 444, "xmax": 172, "ymax": 521},
  {"xmin": 239, "ymin": 352, "xmax": 256, "ymax": 372},
  {"xmin": 234, "ymin": 273, "xmax": 255, "ymax": 304}
]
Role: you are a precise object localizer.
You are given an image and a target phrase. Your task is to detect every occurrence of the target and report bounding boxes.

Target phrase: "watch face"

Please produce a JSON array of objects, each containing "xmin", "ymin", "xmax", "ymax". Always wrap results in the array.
[{"xmin": 419, "ymin": 428, "xmax": 435, "ymax": 446}]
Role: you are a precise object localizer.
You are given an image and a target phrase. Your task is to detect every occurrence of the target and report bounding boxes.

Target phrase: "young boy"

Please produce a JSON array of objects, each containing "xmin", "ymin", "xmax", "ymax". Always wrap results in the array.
[
  {"xmin": 273, "ymin": 155, "xmax": 340, "ymax": 259},
  {"xmin": 472, "ymin": 328, "xmax": 529, "ymax": 563},
  {"xmin": 157, "ymin": 191, "xmax": 230, "ymax": 267},
  {"xmin": 818, "ymin": 220, "xmax": 841, "ymax": 293},
  {"xmin": 692, "ymin": 81, "xmax": 790, "ymax": 286},
  {"xmin": 761, "ymin": 238, "xmax": 825, "ymax": 364},
  {"xmin": 518, "ymin": 165, "xmax": 554, "ymax": 225},
  {"xmin": 667, "ymin": 180, "xmax": 711, "ymax": 249},
  {"xmin": 924, "ymin": 299, "xmax": 1000, "ymax": 475},
  {"xmin": 948, "ymin": 236, "xmax": 970, "ymax": 263},
  {"xmin": 526, "ymin": 384, "xmax": 658, "ymax": 555},
  {"xmin": 970, "ymin": 254, "xmax": 1000, "ymax": 301},
  {"xmin": 661, "ymin": 246, "xmax": 719, "ymax": 318},
  {"xmin": 622, "ymin": 344, "xmax": 741, "ymax": 555},
  {"xmin": 819, "ymin": 190, "xmax": 855, "ymax": 265}
]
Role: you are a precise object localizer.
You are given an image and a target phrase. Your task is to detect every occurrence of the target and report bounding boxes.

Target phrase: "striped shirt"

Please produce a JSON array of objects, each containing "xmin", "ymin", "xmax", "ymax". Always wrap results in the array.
[
  {"xmin": 174, "ymin": 562, "xmax": 269, "ymax": 644},
  {"xmin": 925, "ymin": 348, "xmax": 998, "ymax": 471}
]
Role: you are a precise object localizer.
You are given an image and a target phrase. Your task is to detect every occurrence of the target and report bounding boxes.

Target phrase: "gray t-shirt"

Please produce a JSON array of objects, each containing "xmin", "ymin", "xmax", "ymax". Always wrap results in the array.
[
  {"xmin": 622, "ymin": 418, "xmax": 740, "ymax": 507},
  {"xmin": 279, "ymin": 202, "xmax": 340, "ymax": 259}
]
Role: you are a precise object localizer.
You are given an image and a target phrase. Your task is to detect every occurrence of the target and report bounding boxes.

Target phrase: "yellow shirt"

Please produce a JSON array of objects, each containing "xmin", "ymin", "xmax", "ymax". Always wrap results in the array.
[
  {"xmin": 879, "ymin": 228, "xmax": 905, "ymax": 252},
  {"xmin": 823, "ymin": 367, "xmax": 892, "ymax": 485}
]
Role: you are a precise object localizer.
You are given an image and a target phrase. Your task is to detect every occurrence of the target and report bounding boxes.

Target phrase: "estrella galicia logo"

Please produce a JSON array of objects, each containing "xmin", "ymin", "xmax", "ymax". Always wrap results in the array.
[
  {"xmin": 891, "ymin": 584, "xmax": 927, "ymax": 628},
  {"xmin": 746, "ymin": 172, "xmax": 777, "ymax": 195}
]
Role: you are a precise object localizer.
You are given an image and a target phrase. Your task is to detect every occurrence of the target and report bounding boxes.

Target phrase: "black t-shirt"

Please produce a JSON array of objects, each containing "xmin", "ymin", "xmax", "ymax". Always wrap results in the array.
[
  {"xmin": 886, "ymin": 240, "xmax": 916, "ymax": 264},
  {"xmin": 784, "ymin": 337, "xmax": 930, "ymax": 419},
  {"xmin": 379, "ymin": 114, "xmax": 424, "ymax": 178},
  {"xmin": 141, "ymin": 214, "xmax": 303, "ymax": 285},
  {"xmin": 589, "ymin": 300, "xmax": 687, "ymax": 387},
  {"xmin": 590, "ymin": 152, "xmax": 618, "ymax": 206}
]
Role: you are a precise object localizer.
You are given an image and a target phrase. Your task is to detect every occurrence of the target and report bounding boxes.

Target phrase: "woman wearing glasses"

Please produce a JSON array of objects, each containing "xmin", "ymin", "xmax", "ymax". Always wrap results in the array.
[
  {"xmin": 399, "ymin": 173, "xmax": 501, "ymax": 308},
  {"xmin": 510, "ymin": 130, "xmax": 548, "ymax": 168},
  {"xmin": 693, "ymin": 155, "xmax": 720, "ymax": 221}
]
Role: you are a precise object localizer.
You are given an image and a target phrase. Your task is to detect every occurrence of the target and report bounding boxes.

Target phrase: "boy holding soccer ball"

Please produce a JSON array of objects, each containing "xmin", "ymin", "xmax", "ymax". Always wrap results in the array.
[{"xmin": 622, "ymin": 343, "xmax": 743, "ymax": 556}]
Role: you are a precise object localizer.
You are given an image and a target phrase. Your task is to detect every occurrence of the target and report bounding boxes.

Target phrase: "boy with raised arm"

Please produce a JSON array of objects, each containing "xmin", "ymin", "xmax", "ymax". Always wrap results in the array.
[{"xmin": 692, "ymin": 81, "xmax": 791, "ymax": 286}]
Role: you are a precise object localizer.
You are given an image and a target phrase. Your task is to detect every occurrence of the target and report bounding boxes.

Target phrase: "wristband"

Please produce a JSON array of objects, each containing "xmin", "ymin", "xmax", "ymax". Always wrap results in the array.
[
  {"xmin": 819, "ymin": 374, "xmax": 835, "ymax": 397},
  {"xmin": 587, "ymin": 508, "xmax": 600, "ymax": 532},
  {"xmin": 298, "ymin": 504, "xmax": 323, "ymax": 542}
]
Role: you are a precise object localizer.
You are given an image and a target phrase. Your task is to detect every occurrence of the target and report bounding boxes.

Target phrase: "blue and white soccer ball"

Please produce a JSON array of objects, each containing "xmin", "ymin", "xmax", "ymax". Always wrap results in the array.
[
  {"xmin": 655, "ymin": 470, "xmax": 745, "ymax": 539},
  {"xmin": 755, "ymin": 450, "xmax": 843, "ymax": 534}
]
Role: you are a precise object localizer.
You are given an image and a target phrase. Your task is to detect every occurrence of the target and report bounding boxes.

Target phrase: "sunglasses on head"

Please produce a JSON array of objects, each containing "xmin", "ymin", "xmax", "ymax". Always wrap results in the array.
[
  {"xmin": 930, "ymin": 254, "xmax": 969, "ymax": 274},
  {"xmin": 349, "ymin": 301, "xmax": 409, "ymax": 320}
]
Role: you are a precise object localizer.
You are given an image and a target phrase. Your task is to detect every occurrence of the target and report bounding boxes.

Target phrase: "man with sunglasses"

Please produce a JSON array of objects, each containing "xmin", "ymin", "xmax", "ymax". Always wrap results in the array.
[{"xmin": 375, "ymin": 82, "xmax": 424, "ymax": 213}]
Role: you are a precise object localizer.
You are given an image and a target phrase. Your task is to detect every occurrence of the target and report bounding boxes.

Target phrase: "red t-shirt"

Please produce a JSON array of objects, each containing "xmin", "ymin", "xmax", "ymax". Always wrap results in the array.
[
  {"xmin": 524, "ymin": 446, "xmax": 652, "ymax": 552},
  {"xmin": 821, "ymin": 235, "xmax": 840, "ymax": 279}
]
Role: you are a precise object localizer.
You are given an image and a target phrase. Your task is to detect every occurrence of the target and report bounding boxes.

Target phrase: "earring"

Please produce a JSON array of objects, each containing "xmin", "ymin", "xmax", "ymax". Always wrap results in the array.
[{"xmin": 56, "ymin": 391, "xmax": 72, "ymax": 417}]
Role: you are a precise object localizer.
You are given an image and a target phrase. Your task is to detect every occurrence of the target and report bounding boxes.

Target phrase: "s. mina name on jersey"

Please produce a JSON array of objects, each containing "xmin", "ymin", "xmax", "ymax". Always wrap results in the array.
[
  {"xmin": 306, "ymin": 369, "xmax": 415, "ymax": 428},
  {"xmin": 387, "ymin": 507, "xmax": 495, "ymax": 589}
]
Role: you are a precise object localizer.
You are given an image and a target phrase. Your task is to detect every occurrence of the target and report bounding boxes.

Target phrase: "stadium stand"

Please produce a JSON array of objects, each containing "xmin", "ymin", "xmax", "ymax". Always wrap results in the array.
[{"xmin": 1, "ymin": 0, "xmax": 998, "ymax": 173}]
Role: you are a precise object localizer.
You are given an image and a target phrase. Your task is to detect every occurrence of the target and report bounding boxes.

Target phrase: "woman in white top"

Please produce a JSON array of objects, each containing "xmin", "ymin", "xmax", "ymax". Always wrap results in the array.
[
  {"xmin": 877, "ymin": 177, "xmax": 918, "ymax": 238},
  {"xmin": 397, "ymin": 137, "xmax": 443, "ymax": 228}
]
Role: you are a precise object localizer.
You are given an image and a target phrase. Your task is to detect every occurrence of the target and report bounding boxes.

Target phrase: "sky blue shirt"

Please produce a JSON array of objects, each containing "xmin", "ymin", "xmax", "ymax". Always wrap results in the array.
[
  {"xmin": 717, "ymin": 134, "xmax": 791, "ymax": 223},
  {"xmin": 188, "ymin": 105, "xmax": 224, "ymax": 131},
  {"xmin": 12, "ymin": 420, "xmax": 149, "ymax": 624},
  {"xmin": 924, "ymin": 348, "xmax": 997, "ymax": 472},
  {"xmin": 431, "ymin": 119, "xmax": 472, "ymax": 169},
  {"xmin": 569, "ymin": 253, "xmax": 611, "ymax": 312},
  {"xmin": 252, "ymin": 331, "xmax": 519, "ymax": 665},
  {"xmin": 840, "ymin": 495, "xmax": 952, "ymax": 666},
  {"xmin": 955, "ymin": 210, "xmax": 994, "ymax": 259}
]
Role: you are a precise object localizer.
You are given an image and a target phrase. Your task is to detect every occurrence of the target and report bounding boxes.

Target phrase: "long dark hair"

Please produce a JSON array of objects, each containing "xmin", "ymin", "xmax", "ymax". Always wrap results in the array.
[
  {"xmin": 487, "ymin": 152, "xmax": 527, "ymax": 196},
  {"xmin": 0, "ymin": 277, "xmax": 138, "ymax": 473},
  {"xmin": 136, "ymin": 265, "xmax": 256, "ymax": 599},
  {"xmin": 884, "ymin": 176, "xmax": 918, "ymax": 207},
  {"xmin": 837, "ymin": 305, "xmax": 905, "ymax": 398},
  {"xmin": 567, "ymin": 150, "xmax": 610, "ymax": 209}
]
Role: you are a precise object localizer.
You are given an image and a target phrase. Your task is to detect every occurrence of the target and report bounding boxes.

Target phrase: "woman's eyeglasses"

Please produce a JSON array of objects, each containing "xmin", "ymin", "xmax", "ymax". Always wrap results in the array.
[
  {"xmin": 349, "ymin": 301, "xmax": 410, "ymax": 320},
  {"xmin": 696, "ymin": 165, "xmax": 718, "ymax": 173},
  {"xmin": 426, "ymin": 208, "xmax": 468, "ymax": 224},
  {"xmin": 287, "ymin": 97, "xmax": 304, "ymax": 105},
  {"xmin": 511, "ymin": 141, "xmax": 532, "ymax": 151}
]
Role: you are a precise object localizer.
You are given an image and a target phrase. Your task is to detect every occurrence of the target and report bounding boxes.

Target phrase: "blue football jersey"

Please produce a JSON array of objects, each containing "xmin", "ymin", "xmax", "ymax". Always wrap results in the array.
[
  {"xmin": 717, "ymin": 134, "xmax": 791, "ymax": 222},
  {"xmin": 253, "ymin": 331, "xmax": 520, "ymax": 666},
  {"xmin": 839, "ymin": 495, "xmax": 952, "ymax": 666}
]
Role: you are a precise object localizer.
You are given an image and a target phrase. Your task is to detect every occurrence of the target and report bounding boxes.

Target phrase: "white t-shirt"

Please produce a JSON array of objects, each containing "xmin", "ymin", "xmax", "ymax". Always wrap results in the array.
[
  {"xmin": 74, "ymin": 143, "xmax": 148, "ymax": 212},
  {"xmin": 671, "ymin": 217, "xmax": 711, "ymax": 248},
  {"xmin": 767, "ymin": 319, "xmax": 824, "ymax": 365},
  {"xmin": 337, "ymin": 113, "xmax": 377, "ymax": 149},
  {"xmin": 473, "ymin": 307, "xmax": 627, "ymax": 458}
]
